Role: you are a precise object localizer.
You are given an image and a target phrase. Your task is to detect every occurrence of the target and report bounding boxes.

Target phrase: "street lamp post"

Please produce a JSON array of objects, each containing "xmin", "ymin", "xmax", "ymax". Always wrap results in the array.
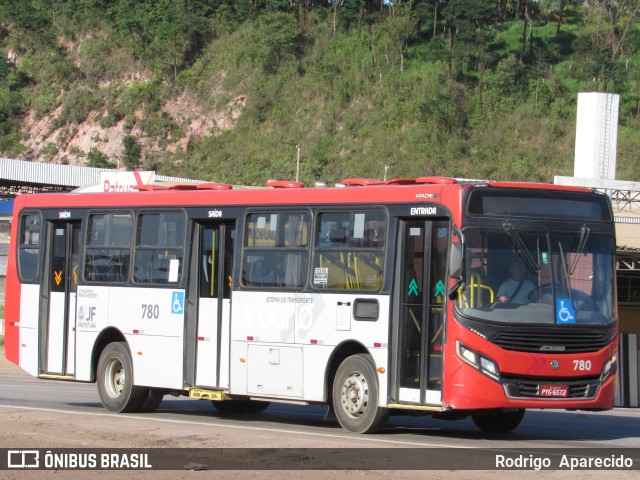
[
  {"xmin": 384, "ymin": 162, "xmax": 397, "ymax": 181},
  {"xmin": 283, "ymin": 140, "xmax": 301, "ymax": 182}
]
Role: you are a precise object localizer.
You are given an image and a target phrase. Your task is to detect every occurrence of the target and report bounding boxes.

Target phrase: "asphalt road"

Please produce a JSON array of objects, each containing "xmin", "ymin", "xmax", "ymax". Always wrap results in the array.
[{"xmin": 0, "ymin": 343, "xmax": 639, "ymax": 478}]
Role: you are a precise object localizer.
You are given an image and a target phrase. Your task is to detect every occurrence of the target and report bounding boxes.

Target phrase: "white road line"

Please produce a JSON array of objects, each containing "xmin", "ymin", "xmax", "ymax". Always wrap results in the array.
[{"xmin": 0, "ymin": 403, "xmax": 461, "ymax": 448}]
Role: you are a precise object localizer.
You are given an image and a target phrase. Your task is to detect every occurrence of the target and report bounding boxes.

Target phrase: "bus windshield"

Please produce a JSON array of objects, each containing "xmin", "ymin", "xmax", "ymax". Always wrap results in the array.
[{"xmin": 457, "ymin": 227, "xmax": 615, "ymax": 326}]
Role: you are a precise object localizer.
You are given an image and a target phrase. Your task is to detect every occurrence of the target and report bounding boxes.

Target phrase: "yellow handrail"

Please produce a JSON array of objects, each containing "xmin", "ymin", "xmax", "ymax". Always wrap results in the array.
[{"xmin": 458, "ymin": 273, "xmax": 494, "ymax": 308}]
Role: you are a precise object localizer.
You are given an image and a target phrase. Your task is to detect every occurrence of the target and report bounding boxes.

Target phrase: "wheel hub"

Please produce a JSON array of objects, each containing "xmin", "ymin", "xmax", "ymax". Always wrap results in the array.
[
  {"xmin": 340, "ymin": 372, "xmax": 369, "ymax": 418},
  {"xmin": 105, "ymin": 359, "xmax": 125, "ymax": 399}
]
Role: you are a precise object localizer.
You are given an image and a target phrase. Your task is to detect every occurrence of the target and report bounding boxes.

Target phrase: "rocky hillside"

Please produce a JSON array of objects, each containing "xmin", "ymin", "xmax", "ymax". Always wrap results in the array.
[{"xmin": 1, "ymin": 2, "xmax": 639, "ymax": 185}]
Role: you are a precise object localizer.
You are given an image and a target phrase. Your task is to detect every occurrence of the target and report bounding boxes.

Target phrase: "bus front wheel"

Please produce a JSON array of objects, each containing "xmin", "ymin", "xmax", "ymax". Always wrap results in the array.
[
  {"xmin": 97, "ymin": 342, "xmax": 147, "ymax": 413},
  {"xmin": 471, "ymin": 409, "xmax": 525, "ymax": 433},
  {"xmin": 332, "ymin": 354, "xmax": 389, "ymax": 434}
]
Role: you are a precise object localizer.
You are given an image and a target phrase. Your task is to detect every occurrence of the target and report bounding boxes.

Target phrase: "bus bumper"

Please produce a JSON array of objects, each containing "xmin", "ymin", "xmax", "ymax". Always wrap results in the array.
[{"xmin": 445, "ymin": 360, "xmax": 617, "ymax": 411}]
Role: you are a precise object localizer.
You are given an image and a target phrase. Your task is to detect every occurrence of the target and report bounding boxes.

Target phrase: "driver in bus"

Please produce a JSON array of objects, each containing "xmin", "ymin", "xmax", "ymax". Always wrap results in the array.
[{"xmin": 497, "ymin": 258, "xmax": 535, "ymax": 304}]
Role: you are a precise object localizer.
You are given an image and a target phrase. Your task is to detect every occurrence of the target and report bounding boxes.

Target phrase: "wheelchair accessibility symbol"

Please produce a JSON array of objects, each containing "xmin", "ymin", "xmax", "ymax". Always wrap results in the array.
[
  {"xmin": 556, "ymin": 298, "xmax": 576, "ymax": 324},
  {"xmin": 172, "ymin": 291, "xmax": 185, "ymax": 315}
]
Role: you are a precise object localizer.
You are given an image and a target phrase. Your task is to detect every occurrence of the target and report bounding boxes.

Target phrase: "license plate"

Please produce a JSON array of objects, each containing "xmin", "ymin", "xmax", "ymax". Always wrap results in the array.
[{"xmin": 539, "ymin": 385, "xmax": 569, "ymax": 397}]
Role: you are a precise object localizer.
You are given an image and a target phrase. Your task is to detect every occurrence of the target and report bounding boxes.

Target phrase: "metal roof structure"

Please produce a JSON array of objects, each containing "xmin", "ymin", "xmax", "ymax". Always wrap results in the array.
[{"xmin": 0, "ymin": 157, "xmax": 201, "ymax": 195}]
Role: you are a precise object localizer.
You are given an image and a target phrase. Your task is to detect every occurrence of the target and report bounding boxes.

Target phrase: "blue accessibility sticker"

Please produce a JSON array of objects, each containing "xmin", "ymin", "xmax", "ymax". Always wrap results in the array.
[
  {"xmin": 556, "ymin": 298, "xmax": 576, "ymax": 324},
  {"xmin": 171, "ymin": 291, "xmax": 185, "ymax": 315}
]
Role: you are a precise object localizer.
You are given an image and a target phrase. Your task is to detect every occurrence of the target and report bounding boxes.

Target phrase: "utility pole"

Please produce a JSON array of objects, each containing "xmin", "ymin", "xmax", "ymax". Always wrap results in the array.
[
  {"xmin": 384, "ymin": 162, "xmax": 397, "ymax": 181},
  {"xmin": 283, "ymin": 140, "xmax": 301, "ymax": 182}
]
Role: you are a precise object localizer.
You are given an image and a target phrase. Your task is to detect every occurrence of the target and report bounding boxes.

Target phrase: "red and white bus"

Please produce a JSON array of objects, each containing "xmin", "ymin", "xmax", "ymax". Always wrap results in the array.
[{"xmin": 3, "ymin": 177, "xmax": 618, "ymax": 433}]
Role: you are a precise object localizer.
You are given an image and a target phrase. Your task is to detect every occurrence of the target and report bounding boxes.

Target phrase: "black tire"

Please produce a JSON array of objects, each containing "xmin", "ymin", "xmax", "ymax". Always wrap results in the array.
[
  {"xmin": 211, "ymin": 400, "xmax": 270, "ymax": 415},
  {"xmin": 137, "ymin": 388, "xmax": 165, "ymax": 413},
  {"xmin": 96, "ymin": 342, "xmax": 147, "ymax": 413},
  {"xmin": 471, "ymin": 409, "xmax": 525, "ymax": 433},
  {"xmin": 332, "ymin": 354, "xmax": 389, "ymax": 434}
]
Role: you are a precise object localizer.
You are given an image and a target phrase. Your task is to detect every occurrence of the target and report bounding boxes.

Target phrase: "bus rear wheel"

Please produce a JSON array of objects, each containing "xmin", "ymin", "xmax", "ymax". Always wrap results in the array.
[
  {"xmin": 332, "ymin": 354, "xmax": 389, "ymax": 434},
  {"xmin": 471, "ymin": 409, "xmax": 525, "ymax": 433},
  {"xmin": 137, "ymin": 388, "xmax": 165, "ymax": 413},
  {"xmin": 97, "ymin": 342, "xmax": 147, "ymax": 413}
]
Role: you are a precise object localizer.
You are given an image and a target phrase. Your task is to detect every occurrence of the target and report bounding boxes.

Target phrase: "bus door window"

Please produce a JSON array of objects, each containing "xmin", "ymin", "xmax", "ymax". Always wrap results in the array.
[
  {"xmin": 51, "ymin": 222, "xmax": 82, "ymax": 294},
  {"xmin": 200, "ymin": 226, "xmax": 217, "ymax": 297},
  {"xmin": 427, "ymin": 224, "xmax": 448, "ymax": 391},
  {"xmin": 18, "ymin": 213, "xmax": 41, "ymax": 282},
  {"xmin": 199, "ymin": 224, "xmax": 234, "ymax": 299}
]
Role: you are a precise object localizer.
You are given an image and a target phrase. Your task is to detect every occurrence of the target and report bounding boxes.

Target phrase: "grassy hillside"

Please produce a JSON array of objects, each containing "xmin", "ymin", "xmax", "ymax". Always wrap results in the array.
[{"xmin": 0, "ymin": 1, "xmax": 639, "ymax": 186}]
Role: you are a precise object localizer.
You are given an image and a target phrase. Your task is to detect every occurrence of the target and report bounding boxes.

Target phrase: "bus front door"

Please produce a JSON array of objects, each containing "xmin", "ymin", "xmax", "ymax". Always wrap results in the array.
[
  {"xmin": 191, "ymin": 222, "xmax": 235, "ymax": 389},
  {"xmin": 42, "ymin": 221, "xmax": 81, "ymax": 376},
  {"xmin": 395, "ymin": 219, "xmax": 448, "ymax": 405}
]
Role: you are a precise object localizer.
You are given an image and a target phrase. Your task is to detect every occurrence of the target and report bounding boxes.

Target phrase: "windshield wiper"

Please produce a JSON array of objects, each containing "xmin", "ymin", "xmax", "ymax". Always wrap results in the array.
[
  {"xmin": 569, "ymin": 225, "xmax": 590, "ymax": 274},
  {"xmin": 558, "ymin": 242, "xmax": 573, "ymax": 304},
  {"xmin": 503, "ymin": 223, "xmax": 540, "ymax": 274}
]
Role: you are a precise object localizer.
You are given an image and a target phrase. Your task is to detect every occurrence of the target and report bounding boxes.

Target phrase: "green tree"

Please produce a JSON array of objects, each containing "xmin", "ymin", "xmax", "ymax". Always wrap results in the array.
[
  {"xmin": 142, "ymin": 0, "xmax": 195, "ymax": 78},
  {"xmin": 340, "ymin": 0, "xmax": 380, "ymax": 37},
  {"xmin": 242, "ymin": 12, "xmax": 304, "ymax": 72},
  {"xmin": 583, "ymin": 0, "xmax": 640, "ymax": 62},
  {"xmin": 441, "ymin": 0, "xmax": 498, "ymax": 106},
  {"xmin": 122, "ymin": 134, "xmax": 142, "ymax": 170},
  {"xmin": 86, "ymin": 147, "xmax": 116, "ymax": 168},
  {"xmin": 0, "ymin": 0, "xmax": 51, "ymax": 32},
  {"xmin": 441, "ymin": 0, "xmax": 492, "ymax": 79},
  {"xmin": 382, "ymin": 4, "xmax": 417, "ymax": 72}
]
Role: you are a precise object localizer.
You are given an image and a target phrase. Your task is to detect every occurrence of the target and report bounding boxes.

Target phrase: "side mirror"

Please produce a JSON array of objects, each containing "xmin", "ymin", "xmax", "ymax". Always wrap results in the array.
[
  {"xmin": 448, "ymin": 226, "xmax": 465, "ymax": 299},
  {"xmin": 449, "ymin": 242, "xmax": 463, "ymax": 279},
  {"xmin": 449, "ymin": 226, "xmax": 464, "ymax": 279}
]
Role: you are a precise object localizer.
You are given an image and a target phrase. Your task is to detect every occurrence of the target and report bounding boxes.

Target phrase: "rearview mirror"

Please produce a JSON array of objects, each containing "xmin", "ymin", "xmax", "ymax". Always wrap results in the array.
[
  {"xmin": 449, "ymin": 226, "xmax": 464, "ymax": 279},
  {"xmin": 448, "ymin": 226, "xmax": 465, "ymax": 299}
]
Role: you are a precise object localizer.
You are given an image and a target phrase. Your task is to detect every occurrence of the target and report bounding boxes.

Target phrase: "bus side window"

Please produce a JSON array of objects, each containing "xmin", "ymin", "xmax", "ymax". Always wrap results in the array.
[
  {"xmin": 352, "ymin": 252, "xmax": 382, "ymax": 290},
  {"xmin": 248, "ymin": 255, "xmax": 276, "ymax": 287},
  {"xmin": 84, "ymin": 213, "xmax": 132, "ymax": 284},
  {"xmin": 18, "ymin": 213, "xmax": 41, "ymax": 283},
  {"xmin": 242, "ymin": 212, "xmax": 309, "ymax": 290},
  {"xmin": 86, "ymin": 249, "xmax": 130, "ymax": 282},
  {"xmin": 134, "ymin": 212, "xmax": 184, "ymax": 285},
  {"xmin": 313, "ymin": 210, "xmax": 385, "ymax": 291}
]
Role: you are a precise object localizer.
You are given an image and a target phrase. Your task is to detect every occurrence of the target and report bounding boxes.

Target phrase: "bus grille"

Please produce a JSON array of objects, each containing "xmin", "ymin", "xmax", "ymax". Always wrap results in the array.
[
  {"xmin": 502, "ymin": 375, "xmax": 600, "ymax": 399},
  {"xmin": 492, "ymin": 331, "xmax": 608, "ymax": 353}
]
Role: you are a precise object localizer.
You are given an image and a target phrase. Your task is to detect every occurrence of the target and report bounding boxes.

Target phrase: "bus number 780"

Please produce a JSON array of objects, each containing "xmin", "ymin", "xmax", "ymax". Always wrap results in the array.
[
  {"xmin": 573, "ymin": 360, "xmax": 592, "ymax": 371},
  {"xmin": 141, "ymin": 304, "xmax": 160, "ymax": 320}
]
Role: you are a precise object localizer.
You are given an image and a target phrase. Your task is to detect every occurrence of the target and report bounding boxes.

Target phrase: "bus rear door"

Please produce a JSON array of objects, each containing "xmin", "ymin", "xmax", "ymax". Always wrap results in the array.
[
  {"xmin": 394, "ymin": 219, "xmax": 448, "ymax": 405},
  {"xmin": 42, "ymin": 220, "xmax": 81, "ymax": 377},
  {"xmin": 188, "ymin": 221, "xmax": 235, "ymax": 389}
]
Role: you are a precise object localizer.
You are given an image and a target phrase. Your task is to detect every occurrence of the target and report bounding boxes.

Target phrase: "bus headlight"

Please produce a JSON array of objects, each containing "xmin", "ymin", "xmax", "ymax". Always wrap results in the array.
[
  {"xmin": 600, "ymin": 353, "xmax": 617, "ymax": 382},
  {"xmin": 458, "ymin": 342, "xmax": 478, "ymax": 365},
  {"xmin": 480, "ymin": 356, "xmax": 498, "ymax": 377},
  {"xmin": 456, "ymin": 341, "xmax": 501, "ymax": 382}
]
